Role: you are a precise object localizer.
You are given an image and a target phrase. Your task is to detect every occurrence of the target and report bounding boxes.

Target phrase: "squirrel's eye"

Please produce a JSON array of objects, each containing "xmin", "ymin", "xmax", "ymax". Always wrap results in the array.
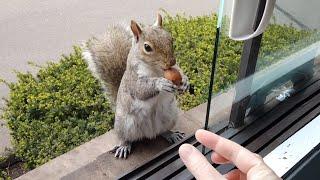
[{"xmin": 144, "ymin": 43, "xmax": 153, "ymax": 52}]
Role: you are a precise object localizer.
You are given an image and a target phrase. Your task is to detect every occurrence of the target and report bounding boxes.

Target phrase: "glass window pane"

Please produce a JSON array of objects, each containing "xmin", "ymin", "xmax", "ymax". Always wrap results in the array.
[
  {"xmin": 250, "ymin": 0, "xmax": 320, "ymax": 112},
  {"xmin": 206, "ymin": 0, "xmax": 320, "ymax": 128}
]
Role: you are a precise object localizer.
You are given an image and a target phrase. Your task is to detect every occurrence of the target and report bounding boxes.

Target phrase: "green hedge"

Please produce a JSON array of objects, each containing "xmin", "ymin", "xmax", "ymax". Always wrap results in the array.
[
  {"xmin": 163, "ymin": 14, "xmax": 242, "ymax": 109},
  {"xmin": 0, "ymin": 169, "xmax": 10, "ymax": 180},
  {"xmin": 0, "ymin": 169, "xmax": 6, "ymax": 180},
  {"xmin": 1, "ymin": 13, "xmax": 319, "ymax": 171},
  {"xmin": 1, "ymin": 47, "xmax": 114, "ymax": 169}
]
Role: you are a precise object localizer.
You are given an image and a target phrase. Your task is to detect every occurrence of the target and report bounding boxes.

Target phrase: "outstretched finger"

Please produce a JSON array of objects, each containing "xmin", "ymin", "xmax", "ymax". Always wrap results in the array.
[
  {"xmin": 179, "ymin": 144, "xmax": 224, "ymax": 180},
  {"xmin": 195, "ymin": 129, "xmax": 263, "ymax": 174}
]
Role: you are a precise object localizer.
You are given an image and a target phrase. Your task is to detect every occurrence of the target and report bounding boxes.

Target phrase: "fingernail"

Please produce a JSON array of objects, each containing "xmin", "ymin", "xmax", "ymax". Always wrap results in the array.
[{"xmin": 179, "ymin": 144, "xmax": 193, "ymax": 161}]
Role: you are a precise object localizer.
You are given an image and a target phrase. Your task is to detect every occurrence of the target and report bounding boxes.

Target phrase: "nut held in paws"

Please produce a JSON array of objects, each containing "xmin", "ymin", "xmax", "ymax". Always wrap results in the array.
[{"xmin": 164, "ymin": 68, "xmax": 182, "ymax": 86}]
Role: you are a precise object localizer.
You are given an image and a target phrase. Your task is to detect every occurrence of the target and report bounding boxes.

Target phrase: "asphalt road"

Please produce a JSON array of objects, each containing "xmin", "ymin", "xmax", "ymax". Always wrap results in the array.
[{"xmin": 0, "ymin": 0, "xmax": 217, "ymax": 155}]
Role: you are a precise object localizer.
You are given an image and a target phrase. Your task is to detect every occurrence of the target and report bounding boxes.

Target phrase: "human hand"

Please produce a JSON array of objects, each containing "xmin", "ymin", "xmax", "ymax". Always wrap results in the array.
[{"xmin": 179, "ymin": 129, "xmax": 281, "ymax": 180}]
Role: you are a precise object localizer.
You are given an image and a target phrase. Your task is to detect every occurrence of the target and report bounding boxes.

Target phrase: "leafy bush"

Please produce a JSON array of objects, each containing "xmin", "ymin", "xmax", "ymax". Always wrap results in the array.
[
  {"xmin": 1, "ymin": 13, "xmax": 319, "ymax": 171},
  {"xmin": 0, "ymin": 169, "xmax": 6, "ymax": 180},
  {"xmin": 0, "ymin": 166, "xmax": 12, "ymax": 180},
  {"xmin": 1, "ymin": 47, "xmax": 114, "ymax": 169},
  {"xmin": 163, "ymin": 14, "xmax": 241, "ymax": 110}
]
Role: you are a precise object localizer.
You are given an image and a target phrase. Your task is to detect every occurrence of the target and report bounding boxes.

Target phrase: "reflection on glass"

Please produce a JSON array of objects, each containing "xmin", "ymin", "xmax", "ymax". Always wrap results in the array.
[
  {"xmin": 250, "ymin": 0, "xmax": 320, "ymax": 111},
  {"xmin": 207, "ymin": 0, "xmax": 320, "ymax": 127}
]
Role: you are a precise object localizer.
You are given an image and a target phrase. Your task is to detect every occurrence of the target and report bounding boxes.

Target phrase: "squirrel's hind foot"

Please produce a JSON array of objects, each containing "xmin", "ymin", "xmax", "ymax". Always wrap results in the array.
[
  {"xmin": 109, "ymin": 142, "xmax": 132, "ymax": 159},
  {"xmin": 161, "ymin": 131, "xmax": 185, "ymax": 144}
]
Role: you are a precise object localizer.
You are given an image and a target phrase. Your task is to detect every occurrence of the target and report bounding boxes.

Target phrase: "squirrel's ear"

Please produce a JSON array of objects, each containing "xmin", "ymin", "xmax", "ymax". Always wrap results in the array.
[
  {"xmin": 153, "ymin": 13, "xmax": 163, "ymax": 27},
  {"xmin": 131, "ymin": 20, "xmax": 142, "ymax": 42}
]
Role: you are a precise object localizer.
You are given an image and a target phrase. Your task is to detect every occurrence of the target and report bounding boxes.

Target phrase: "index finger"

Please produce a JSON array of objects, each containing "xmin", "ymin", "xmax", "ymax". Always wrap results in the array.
[
  {"xmin": 195, "ymin": 129, "xmax": 263, "ymax": 174},
  {"xmin": 179, "ymin": 144, "xmax": 225, "ymax": 180}
]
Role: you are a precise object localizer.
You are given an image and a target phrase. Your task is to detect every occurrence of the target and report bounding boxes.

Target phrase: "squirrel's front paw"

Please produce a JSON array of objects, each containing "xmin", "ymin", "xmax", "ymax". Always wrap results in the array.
[
  {"xmin": 178, "ymin": 75, "xmax": 190, "ymax": 93},
  {"xmin": 156, "ymin": 78, "xmax": 178, "ymax": 93}
]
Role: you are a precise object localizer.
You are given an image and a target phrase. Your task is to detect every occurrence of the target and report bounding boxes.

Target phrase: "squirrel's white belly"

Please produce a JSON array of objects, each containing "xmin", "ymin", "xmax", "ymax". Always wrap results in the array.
[
  {"xmin": 154, "ymin": 92, "xmax": 179, "ymax": 133},
  {"xmin": 125, "ymin": 92, "xmax": 178, "ymax": 141}
]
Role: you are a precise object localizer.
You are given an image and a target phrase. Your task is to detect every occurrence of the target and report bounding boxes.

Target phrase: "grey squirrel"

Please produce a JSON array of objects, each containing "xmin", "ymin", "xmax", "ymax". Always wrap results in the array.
[{"xmin": 82, "ymin": 14, "xmax": 189, "ymax": 159}]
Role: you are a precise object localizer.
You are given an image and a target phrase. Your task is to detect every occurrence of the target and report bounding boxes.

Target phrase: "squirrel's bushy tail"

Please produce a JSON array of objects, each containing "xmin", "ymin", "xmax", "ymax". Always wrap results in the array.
[{"xmin": 82, "ymin": 25, "xmax": 132, "ymax": 108}]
